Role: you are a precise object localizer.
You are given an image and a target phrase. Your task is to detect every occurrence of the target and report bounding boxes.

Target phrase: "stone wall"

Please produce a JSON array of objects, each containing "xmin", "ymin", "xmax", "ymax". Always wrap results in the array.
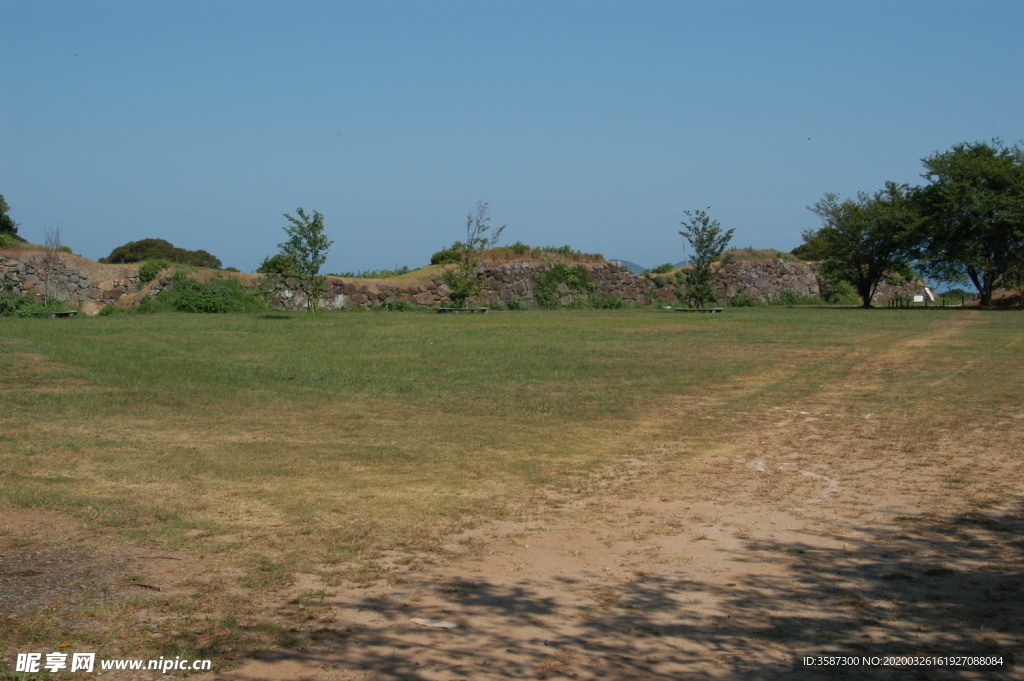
[
  {"xmin": 2, "ymin": 250, "xmax": 926, "ymax": 313},
  {"xmin": 1, "ymin": 252, "xmax": 141, "ymax": 314}
]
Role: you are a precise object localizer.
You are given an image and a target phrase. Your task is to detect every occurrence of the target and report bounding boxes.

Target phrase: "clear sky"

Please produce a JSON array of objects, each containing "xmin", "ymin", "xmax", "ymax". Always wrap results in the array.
[{"xmin": 2, "ymin": 1, "xmax": 1021, "ymax": 273}]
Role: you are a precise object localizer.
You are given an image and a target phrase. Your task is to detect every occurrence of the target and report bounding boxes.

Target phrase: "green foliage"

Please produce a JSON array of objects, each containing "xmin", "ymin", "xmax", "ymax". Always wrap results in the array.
[
  {"xmin": 430, "ymin": 243, "xmax": 465, "ymax": 265},
  {"xmin": 531, "ymin": 263, "xmax": 596, "ymax": 309},
  {"xmin": 278, "ymin": 208, "xmax": 333, "ymax": 313},
  {"xmin": 679, "ymin": 208, "xmax": 734, "ymax": 308},
  {"xmin": 729, "ymin": 292, "xmax": 756, "ymax": 307},
  {"xmin": 443, "ymin": 202, "xmax": 506, "ymax": 307},
  {"xmin": 379, "ymin": 296, "xmax": 416, "ymax": 311},
  {"xmin": 778, "ymin": 290, "xmax": 799, "ymax": 306},
  {"xmin": 97, "ymin": 304, "xmax": 134, "ymax": 316},
  {"xmin": 0, "ymin": 286, "xmax": 72, "ymax": 317},
  {"xmin": 0, "ymin": 286, "xmax": 36, "ymax": 315},
  {"xmin": 0, "ymin": 194, "xmax": 18, "ymax": 237},
  {"xmin": 650, "ymin": 275, "xmax": 667, "ymax": 287},
  {"xmin": 510, "ymin": 241, "xmax": 531, "ymax": 255},
  {"xmin": 592, "ymin": 295, "xmax": 626, "ymax": 309},
  {"xmin": 806, "ymin": 182, "xmax": 919, "ymax": 308},
  {"xmin": 101, "ymin": 238, "xmax": 222, "ymax": 268},
  {"xmin": 914, "ymin": 140, "xmax": 1024, "ymax": 306},
  {"xmin": 138, "ymin": 273, "xmax": 266, "ymax": 314},
  {"xmin": 0, "ymin": 232, "xmax": 14, "ymax": 249},
  {"xmin": 138, "ymin": 259, "xmax": 172, "ymax": 284},
  {"xmin": 333, "ymin": 266, "xmax": 411, "ymax": 279},
  {"xmin": 790, "ymin": 238, "xmax": 829, "ymax": 261},
  {"xmin": 257, "ymin": 253, "xmax": 299, "ymax": 275},
  {"xmin": 648, "ymin": 263, "xmax": 674, "ymax": 274}
]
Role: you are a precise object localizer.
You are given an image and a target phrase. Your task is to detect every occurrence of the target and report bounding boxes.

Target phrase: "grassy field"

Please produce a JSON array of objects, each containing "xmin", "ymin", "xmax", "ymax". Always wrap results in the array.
[{"xmin": 1, "ymin": 307, "xmax": 1021, "ymax": 668}]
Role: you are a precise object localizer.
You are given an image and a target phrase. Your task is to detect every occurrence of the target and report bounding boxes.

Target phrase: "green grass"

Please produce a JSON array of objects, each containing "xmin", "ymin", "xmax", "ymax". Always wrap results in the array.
[{"xmin": 2, "ymin": 306, "xmax": 1021, "ymax": 663}]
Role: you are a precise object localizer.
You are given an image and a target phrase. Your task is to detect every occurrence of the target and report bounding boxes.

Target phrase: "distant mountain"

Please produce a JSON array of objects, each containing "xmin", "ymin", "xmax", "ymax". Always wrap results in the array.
[{"xmin": 609, "ymin": 259, "xmax": 647, "ymax": 274}]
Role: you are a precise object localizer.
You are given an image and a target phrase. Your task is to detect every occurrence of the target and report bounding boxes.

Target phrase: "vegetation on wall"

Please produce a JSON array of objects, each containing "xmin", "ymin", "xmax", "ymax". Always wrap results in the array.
[
  {"xmin": 100, "ymin": 238, "xmax": 222, "ymax": 269},
  {"xmin": 531, "ymin": 263, "xmax": 597, "ymax": 309}
]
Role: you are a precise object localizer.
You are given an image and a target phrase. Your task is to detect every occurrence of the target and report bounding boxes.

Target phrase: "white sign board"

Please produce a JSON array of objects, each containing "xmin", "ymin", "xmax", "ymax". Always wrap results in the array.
[{"xmin": 913, "ymin": 295, "xmax": 925, "ymax": 303}]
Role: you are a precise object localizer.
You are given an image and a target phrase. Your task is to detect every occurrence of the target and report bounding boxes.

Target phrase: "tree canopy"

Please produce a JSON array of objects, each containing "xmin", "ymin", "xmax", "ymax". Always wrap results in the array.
[
  {"xmin": 913, "ymin": 140, "xmax": 1024, "ymax": 306},
  {"xmin": 805, "ymin": 182, "xmax": 919, "ymax": 308},
  {"xmin": 679, "ymin": 208, "xmax": 733, "ymax": 308},
  {"xmin": 100, "ymin": 238, "xmax": 222, "ymax": 268},
  {"xmin": 276, "ymin": 208, "xmax": 333, "ymax": 312}
]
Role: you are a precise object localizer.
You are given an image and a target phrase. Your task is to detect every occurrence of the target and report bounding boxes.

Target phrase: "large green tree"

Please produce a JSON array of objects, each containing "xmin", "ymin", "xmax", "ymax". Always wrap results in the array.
[
  {"xmin": 914, "ymin": 140, "xmax": 1024, "ymax": 306},
  {"xmin": 278, "ymin": 208, "xmax": 333, "ymax": 312},
  {"xmin": 804, "ymin": 182, "xmax": 918, "ymax": 308},
  {"xmin": 679, "ymin": 208, "xmax": 733, "ymax": 308}
]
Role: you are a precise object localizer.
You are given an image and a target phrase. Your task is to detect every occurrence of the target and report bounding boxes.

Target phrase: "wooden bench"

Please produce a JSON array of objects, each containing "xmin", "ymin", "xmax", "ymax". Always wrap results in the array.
[{"xmin": 437, "ymin": 307, "xmax": 490, "ymax": 314}]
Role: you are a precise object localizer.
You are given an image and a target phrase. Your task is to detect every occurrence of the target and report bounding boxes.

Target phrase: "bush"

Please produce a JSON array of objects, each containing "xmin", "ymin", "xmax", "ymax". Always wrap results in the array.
[
  {"xmin": 729, "ymin": 292, "xmax": 757, "ymax": 307},
  {"xmin": 650, "ymin": 275, "xmax": 667, "ymax": 287},
  {"xmin": 0, "ymin": 233, "xmax": 15, "ymax": 250},
  {"xmin": 0, "ymin": 287, "xmax": 36, "ymax": 315},
  {"xmin": 648, "ymin": 263, "xmax": 674, "ymax": 274},
  {"xmin": 532, "ymin": 263, "xmax": 596, "ymax": 309},
  {"xmin": 379, "ymin": 297, "xmax": 415, "ymax": 311},
  {"xmin": 138, "ymin": 259, "xmax": 172, "ymax": 284},
  {"xmin": 593, "ymin": 295, "xmax": 626, "ymax": 309},
  {"xmin": 101, "ymin": 238, "xmax": 222, "ymax": 268},
  {"xmin": 509, "ymin": 241, "xmax": 530, "ymax": 255},
  {"xmin": 506, "ymin": 296, "xmax": 527, "ymax": 311},
  {"xmin": 138, "ymin": 273, "xmax": 266, "ymax": 314},
  {"xmin": 257, "ymin": 253, "xmax": 299, "ymax": 275},
  {"xmin": 430, "ymin": 243, "xmax": 465, "ymax": 265},
  {"xmin": 778, "ymin": 290, "xmax": 799, "ymax": 306}
]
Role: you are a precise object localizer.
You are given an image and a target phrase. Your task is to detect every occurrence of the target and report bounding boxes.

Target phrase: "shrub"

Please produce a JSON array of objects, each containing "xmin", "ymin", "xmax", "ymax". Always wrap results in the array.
[
  {"xmin": 532, "ymin": 263, "xmax": 596, "ymax": 309},
  {"xmin": 594, "ymin": 295, "xmax": 626, "ymax": 309},
  {"xmin": 506, "ymin": 296, "xmax": 527, "ymax": 310},
  {"xmin": 509, "ymin": 241, "xmax": 531, "ymax": 255},
  {"xmin": 648, "ymin": 263, "xmax": 674, "ymax": 274},
  {"xmin": 430, "ymin": 243, "xmax": 465, "ymax": 265},
  {"xmin": 257, "ymin": 253, "xmax": 299, "ymax": 275},
  {"xmin": 729, "ymin": 292, "xmax": 757, "ymax": 307},
  {"xmin": 139, "ymin": 273, "xmax": 266, "ymax": 314},
  {"xmin": 101, "ymin": 238, "xmax": 222, "ymax": 268},
  {"xmin": 778, "ymin": 290, "xmax": 799, "ymax": 306},
  {"xmin": 0, "ymin": 287, "xmax": 36, "ymax": 315},
  {"xmin": 0, "ymin": 233, "xmax": 14, "ymax": 250},
  {"xmin": 138, "ymin": 259, "xmax": 171, "ymax": 284},
  {"xmin": 651, "ymin": 275, "xmax": 667, "ymax": 287},
  {"xmin": 379, "ymin": 297, "xmax": 415, "ymax": 311}
]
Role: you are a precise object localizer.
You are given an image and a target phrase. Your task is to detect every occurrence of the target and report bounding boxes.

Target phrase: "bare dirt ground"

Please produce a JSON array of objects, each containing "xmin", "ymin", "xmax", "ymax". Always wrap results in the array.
[{"xmin": 3, "ymin": 319, "xmax": 1021, "ymax": 680}]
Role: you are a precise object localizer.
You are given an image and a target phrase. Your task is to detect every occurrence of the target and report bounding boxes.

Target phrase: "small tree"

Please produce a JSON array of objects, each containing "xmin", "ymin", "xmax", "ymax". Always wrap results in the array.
[
  {"xmin": 278, "ymin": 208, "xmax": 333, "ymax": 312},
  {"xmin": 442, "ymin": 202, "xmax": 505, "ymax": 307},
  {"xmin": 42, "ymin": 224, "xmax": 63, "ymax": 305},
  {"xmin": 679, "ymin": 208, "xmax": 734, "ymax": 308},
  {"xmin": 805, "ymin": 182, "xmax": 919, "ymax": 308}
]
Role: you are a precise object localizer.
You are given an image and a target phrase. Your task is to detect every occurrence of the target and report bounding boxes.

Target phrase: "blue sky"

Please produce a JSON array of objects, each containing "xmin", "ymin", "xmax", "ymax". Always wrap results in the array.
[{"xmin": 2, "ymin": 1, "xmax": 1021, "ymax": 273}]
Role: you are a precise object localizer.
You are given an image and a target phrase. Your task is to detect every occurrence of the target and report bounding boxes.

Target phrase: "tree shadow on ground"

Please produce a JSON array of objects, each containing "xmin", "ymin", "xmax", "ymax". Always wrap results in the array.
[{"xmin": 244, "ymin": 500, "xmax": 1022, "ymax": 680}]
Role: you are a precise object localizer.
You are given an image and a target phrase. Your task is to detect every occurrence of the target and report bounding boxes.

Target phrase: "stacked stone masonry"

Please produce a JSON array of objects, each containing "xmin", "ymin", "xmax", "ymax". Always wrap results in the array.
[{"xmin": 2, "ymin": 252, "xmax": 924, "ymax": 314}]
